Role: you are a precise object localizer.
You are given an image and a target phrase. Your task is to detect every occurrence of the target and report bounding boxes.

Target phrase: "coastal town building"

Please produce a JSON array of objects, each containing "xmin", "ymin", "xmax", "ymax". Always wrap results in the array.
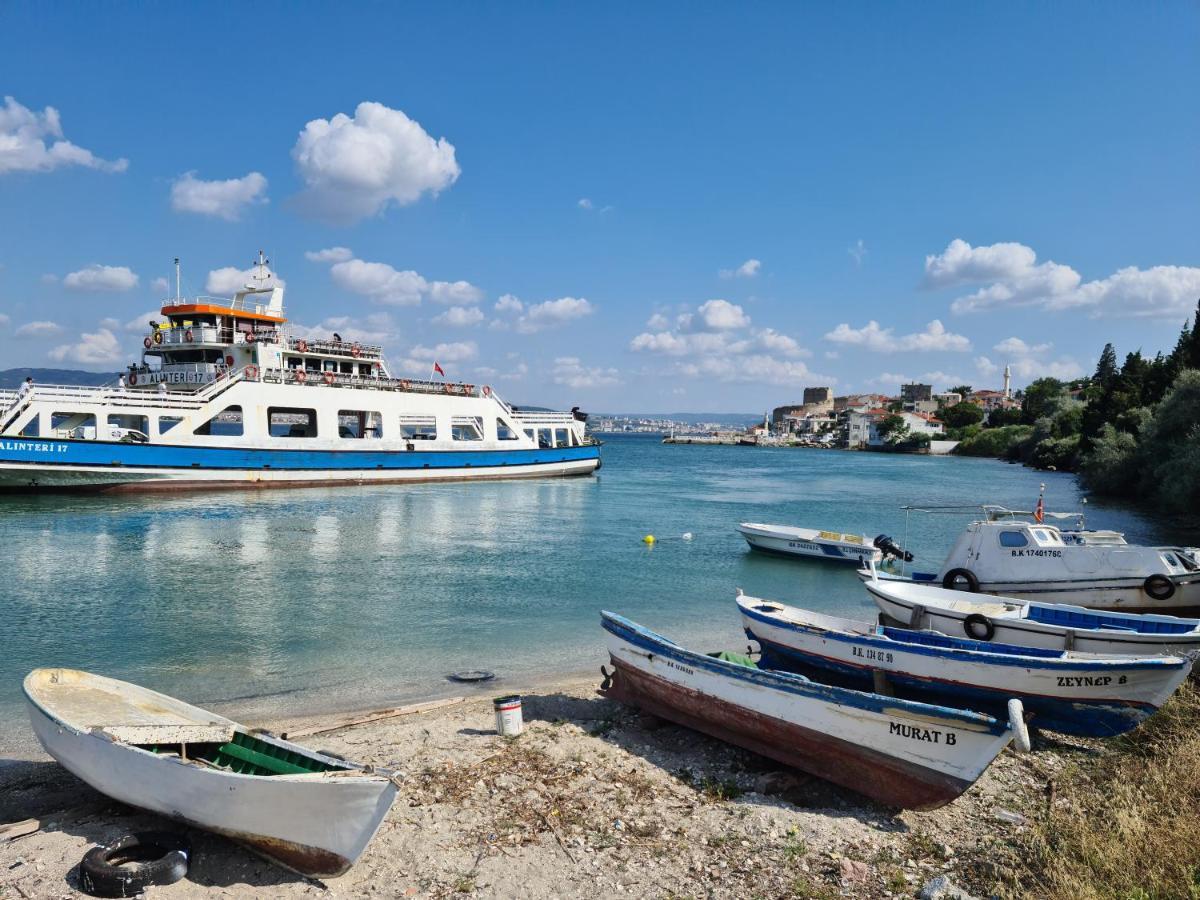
[{"xmin": 901, "ymin": 383, "xmax": 933, "ymax": 404}]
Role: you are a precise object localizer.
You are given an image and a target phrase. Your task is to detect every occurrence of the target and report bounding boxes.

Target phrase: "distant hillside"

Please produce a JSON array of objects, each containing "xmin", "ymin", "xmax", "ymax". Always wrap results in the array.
[{"xmin": 0, "ymin": 368, "xmax": 117, "ymax": 389}]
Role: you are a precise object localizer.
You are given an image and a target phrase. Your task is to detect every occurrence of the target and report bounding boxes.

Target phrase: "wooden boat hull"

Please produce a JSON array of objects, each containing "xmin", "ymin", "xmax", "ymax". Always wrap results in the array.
[
  {"xmin": 738, "ymin": 597, "xmax": 1193, "ymax": 737},
  {"xmin": 600, "ymin": 613, "xmax": 1014, "ymax": 810},
  {"xmin": 24, "ymin": 670, "xmax": 397, "ymax": 877},
  {"xmin": 865, "ymin": 577, "xmax": 1200, "ymax": 657}
]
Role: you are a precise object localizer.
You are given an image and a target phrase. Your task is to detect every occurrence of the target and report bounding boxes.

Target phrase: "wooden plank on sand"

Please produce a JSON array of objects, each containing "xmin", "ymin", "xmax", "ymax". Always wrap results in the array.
[
  {"xmin": 288, "ymin": 697, "xmax": 466, "ymax": 738},
  {"xmin": 0, "ymin": 818, "xmax": 39, "ymax": 842}
]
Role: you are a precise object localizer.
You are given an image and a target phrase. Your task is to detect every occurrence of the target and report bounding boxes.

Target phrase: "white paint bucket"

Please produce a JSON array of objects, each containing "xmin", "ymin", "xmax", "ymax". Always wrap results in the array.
[{"xmin": 493, "ymin": 695, "xmax": 523, "ymax": 737}]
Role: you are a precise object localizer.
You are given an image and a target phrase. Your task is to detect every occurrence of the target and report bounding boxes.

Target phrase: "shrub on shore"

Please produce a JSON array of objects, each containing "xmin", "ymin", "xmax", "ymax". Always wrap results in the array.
[
  {"xmin": 992, "ymin": 684, "xmax": 1200, "ymax": 899},
  {"xmin": 955, "ymin": 425, "xmax": 1032, "ymax": 459}
]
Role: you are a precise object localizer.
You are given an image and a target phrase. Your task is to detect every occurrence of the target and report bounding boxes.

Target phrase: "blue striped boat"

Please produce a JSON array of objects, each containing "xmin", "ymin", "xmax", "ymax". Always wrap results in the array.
[{"xmin": 737, "ymin": 594, "xmax": 1195, "ymax": 737}]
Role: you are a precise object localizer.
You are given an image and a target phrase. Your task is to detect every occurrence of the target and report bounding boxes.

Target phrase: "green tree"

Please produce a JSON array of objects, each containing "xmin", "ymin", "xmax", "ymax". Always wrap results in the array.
[
  {"xmin": 948, "ymin": 385, "xmax": 973, "ymax": 399},
  {"xmin": 986, "ymin": 406, "xmax": 1023, "ymax": 427},
  {"xmin": 1021, "ymin": 378, "xmax": 1065, "ymax": 424},
  {"xmin": 940, "ymin": 401, "xmax": 984, "ymax": 429},
  {"xmin": 875, "ymin": 414, "xmax": 908, "ymax": 443}
]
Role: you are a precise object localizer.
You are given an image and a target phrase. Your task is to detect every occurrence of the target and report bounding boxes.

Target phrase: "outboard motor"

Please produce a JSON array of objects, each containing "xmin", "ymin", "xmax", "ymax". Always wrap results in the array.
[{"xmin": 874, "ymin": 534, "xmax": 913, "ymax": 562}]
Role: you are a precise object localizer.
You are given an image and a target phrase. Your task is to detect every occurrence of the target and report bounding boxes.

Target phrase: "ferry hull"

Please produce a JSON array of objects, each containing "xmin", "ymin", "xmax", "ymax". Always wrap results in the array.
[{"xmin": 0, "ymin": 437, "xmax": 600, "ymax": 492}]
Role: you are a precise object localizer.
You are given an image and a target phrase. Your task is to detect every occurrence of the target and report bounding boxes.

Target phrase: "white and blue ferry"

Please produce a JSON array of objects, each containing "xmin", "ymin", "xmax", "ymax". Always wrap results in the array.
[{"xmin": 0, "ymin": 255, "xmax": 601, "ymax": 492}]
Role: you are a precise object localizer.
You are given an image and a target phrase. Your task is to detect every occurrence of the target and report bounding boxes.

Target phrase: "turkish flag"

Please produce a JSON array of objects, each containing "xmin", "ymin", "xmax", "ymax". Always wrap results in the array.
[{"xmin": 433, "ymin": 362, "xmax": 445, "ymax": 377}]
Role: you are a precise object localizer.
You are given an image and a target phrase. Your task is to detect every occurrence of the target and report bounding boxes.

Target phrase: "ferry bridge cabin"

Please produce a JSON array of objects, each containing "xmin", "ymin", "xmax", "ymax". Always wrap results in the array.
[{"xmin": 0, "ymin": 256, "xmax": 601, "ymax": 490}]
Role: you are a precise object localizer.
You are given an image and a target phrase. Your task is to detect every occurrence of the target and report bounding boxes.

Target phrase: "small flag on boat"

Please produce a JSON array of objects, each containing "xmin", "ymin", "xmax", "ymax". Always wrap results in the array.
[
  {"xmin": 1034, "ymin": 495, "xmax": 1044, "ymax": 523},
  {"xmin": 433, "ymin": 362, "xmax": 445, "ymax": 377}
]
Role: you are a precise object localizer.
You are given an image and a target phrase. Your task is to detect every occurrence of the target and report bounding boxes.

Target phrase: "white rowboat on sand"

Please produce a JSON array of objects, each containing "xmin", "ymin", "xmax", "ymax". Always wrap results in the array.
[{"xmin": 24, "ymin": 668, "xmax": 398, "ymax": 877}]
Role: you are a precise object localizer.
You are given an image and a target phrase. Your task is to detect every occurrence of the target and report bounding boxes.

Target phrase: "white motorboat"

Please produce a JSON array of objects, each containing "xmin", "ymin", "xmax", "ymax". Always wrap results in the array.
[
  {"xmin": 896, "ymin": 506, "xmax": 1200, "ymax": 614},
  {"xmin": 737, "ymin": 523, "xmax": 884, "ymax": 565},
  {"xmin": 24, "ymin": 668, "xmax": 398, "ymax": 876},
  {"xmin": 863, "ymin": 569, "xmax": 1200, "ymax": 657}
]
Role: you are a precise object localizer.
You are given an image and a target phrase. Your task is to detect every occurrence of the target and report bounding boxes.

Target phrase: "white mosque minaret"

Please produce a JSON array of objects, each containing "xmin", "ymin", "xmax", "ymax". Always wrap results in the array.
[{"xmin": 1003, "ymin": 364, "xmax": 1012, "ymax": 399}]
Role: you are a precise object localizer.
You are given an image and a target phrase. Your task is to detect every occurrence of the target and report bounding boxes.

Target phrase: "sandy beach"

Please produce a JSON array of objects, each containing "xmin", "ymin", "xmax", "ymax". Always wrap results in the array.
[{"xmin": 0, "ymin": 672, "xmax": 1066, "ymax": 900}]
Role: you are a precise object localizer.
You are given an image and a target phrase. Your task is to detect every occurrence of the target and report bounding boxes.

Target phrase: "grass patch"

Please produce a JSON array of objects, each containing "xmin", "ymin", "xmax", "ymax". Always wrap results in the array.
[{"xmin": 991, "ymin": 684, "xmax": 1200, "ymax": 899}]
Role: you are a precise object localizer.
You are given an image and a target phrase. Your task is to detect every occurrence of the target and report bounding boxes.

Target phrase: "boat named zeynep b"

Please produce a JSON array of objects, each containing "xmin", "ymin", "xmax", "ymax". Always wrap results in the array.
[{"xmin": 0, "ymin": 254, "xmax": 601, "ymax": 491}]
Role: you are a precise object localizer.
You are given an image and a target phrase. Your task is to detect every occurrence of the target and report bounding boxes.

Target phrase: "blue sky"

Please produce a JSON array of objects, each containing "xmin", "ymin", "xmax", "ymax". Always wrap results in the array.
[{"xmin": 0, "ymin": 2, "xmax": 1196, "ymax": 412}]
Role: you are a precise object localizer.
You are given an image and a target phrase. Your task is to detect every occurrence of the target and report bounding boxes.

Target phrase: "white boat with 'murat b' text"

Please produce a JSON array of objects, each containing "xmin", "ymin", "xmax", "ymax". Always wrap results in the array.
[{"xmin": 0, "ymin": 254, "xmax": 600, "ymax": 492}]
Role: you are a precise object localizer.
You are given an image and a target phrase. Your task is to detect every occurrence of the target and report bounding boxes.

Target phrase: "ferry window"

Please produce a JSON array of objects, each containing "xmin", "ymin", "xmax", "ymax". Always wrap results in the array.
[
  {"xmin": 1031, "ymin": 529, "xmax": 1059, "ymax": 546},
  {"xmin": 399, "ymin": 416, "xmax": 437, "ymax": 440},
  {"xmin": 537, "ymin": 428, "xmax": 553, "ymax": 449},
  {"xmin": 999, "ymin": 531, "xmax": 1029, "ymax": 548},
  {"xmin": 158, "ymin": 416, "xmax": 183, "ymax": 435},
  {"xmin": 19, "ymin": 415, "xmax": 39, "ymax": 437},
  {"xmin": 497, "ymin": 419, "xmax": 519, "ymax": 440},
  {"xmin": 524, "ymin": 429, "xmax": 535, "ymax": 441},
  {"xmin": 195, "ymin": 405, "xmax": 243, "ymax": 437},
  {"xmin": 107, "ymin": 414, "xmax": 149, "ymax": 441},
  {"xmin": 286, "ymin": 357, "xmax": 302, "ymax": 369},
  {"xmin": 51, "ymin": 411, "xmax": 97, "ymax": 439},
  {"xmin": 269, "ymin": 407, "xmax": 317, "ymax": 438},
  {"xmin": 339, "ymin": 362, "xmax": 353, "ymax": 375},
  {"xmin": 451, "ymin": 416, "xmax": 484, "ymax": 441},
  {"xmin": 554, "ymin": 428, "xmax": 569, "ymax": 447},
  {"xmin": 338, "ymin": 410, "xmax": 382, "ymax": 439}
]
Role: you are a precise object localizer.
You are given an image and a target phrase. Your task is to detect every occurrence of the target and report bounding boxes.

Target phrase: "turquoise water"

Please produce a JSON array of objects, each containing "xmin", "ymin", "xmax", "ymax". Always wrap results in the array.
[{"xmin": 1, "ymin": 435, "xmax": 1191, "ymax": 756}]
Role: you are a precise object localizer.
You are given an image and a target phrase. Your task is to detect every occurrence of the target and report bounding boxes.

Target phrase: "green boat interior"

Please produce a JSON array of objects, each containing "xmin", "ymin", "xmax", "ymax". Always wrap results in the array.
[{"xmin": 140, "ymin": 730, "xmax": 350, "ymax": 777}]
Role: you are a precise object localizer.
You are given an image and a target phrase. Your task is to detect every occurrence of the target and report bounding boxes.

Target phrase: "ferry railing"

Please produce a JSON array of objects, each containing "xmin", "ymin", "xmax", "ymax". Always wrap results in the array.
[
  {"xmin": 255, "ymin": 367, "xmax": 491, "ymax": 398},
  {"xmin": 161, "ymin": 294, "xmax": 285, "ymax": 317},
  {"xmin": 282, "ymin": 336, "xmax": 383, "ymax": 359}
]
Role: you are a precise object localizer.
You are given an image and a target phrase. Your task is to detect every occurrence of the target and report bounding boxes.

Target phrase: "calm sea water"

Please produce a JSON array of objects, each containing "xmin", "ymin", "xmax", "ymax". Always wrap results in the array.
[{"xmin": 2, "ymin": 435, "xmax": 1192, "ymax": 756}]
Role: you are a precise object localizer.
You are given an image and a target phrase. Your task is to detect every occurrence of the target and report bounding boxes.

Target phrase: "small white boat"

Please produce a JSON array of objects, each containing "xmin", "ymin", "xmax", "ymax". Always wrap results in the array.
[
  {"xmin": 900, "ymin": 506, "xmax": 1200, "ymax": 614},
  {"xmin": 863, "ymin": 569, "xmax": 1200, "ymax": 657},
  {"xmin": 600, "ymin": 611, "xmax": 1023, "ymax": 810},
  {"xmin": 24, "ymin": 668, "xmax": 398, "ymax": 877},
  {"xmin": 737, "ymin": 523, "xmax": 884, "ymax": 565},
  {"xmin": 737, "ymin": 594, "xmax": 1195, "ymax": 737}
]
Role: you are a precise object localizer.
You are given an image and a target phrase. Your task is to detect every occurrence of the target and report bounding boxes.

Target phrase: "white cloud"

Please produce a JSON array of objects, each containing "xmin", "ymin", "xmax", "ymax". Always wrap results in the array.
[
  {"xmin": 63, "ymin": 264, "xmax": 139, "ymax": 292},
  {"xmin": 0, "ymin": 314, "xmax": 9, "ymax": 327},
  {"xmin": 719, "ymin": 259, "xmax": 761, "ymax": 279},
  {"xmin": 629, "ymin": 300, "xmax": 817, "ymax": 385},
  {"xmin": 290, "ymin": 312, "xmax": 397, "ymax": 346},
  {"xmin": 305, "ymin": 246, "xmax": 354, "ymax": 263},
  {"xmin": 151, "ymin": 277, "xmax": 169, "ymax": 294},
  {"xmin": 427, "ymin": 280, "xmax": 483, "ymax": 305},
  {"xmin": 409, "ymin": 341, "xmax": 477, "ymax": 362},
  {"xmin": 927, "ymin": 238, "xmax": 1200, "ymax": 319},
  {"xmin": 328, "ymin": 258, "xmax": 481, "ymax": 307},
  {"xmin": 823, "ymin": 319, "xmax": 970, "ymax": 352},
  {"xmin": 646, "ymin": 312, "xmax": 670, "ymax": 330},
  {"xmin": 516, "ymin": 297, "xmax": 594, "ymax": 334},
  {"xmin": 433, "ymin": 306, "xmax": 485, "ymax": 327},
  {"xmin": 0, "ymin": 96, "xmax": 127, "ymax": 175},
  {"xmin": 292, "ymin": 101, "xmax": 459, "ymax": 223},
  {"xmin": 205, "ymin": 265, "xmax": 285, "ymax": 296},
  {"xmin": 170, "ymin": 171, "xmax": 267, "ymax": 220},
  {"xmin": 99, "ymin": 318, "xmax": 119, "ymax": 329},
  {"xmin": 494, "ymin": 294, "xmax": 524, "ymax": 314},
  {"xmin": 577, "ymin": 198, "xmax": 593, "ymax": 210},
  {"xmin": 48, "ymin": 327, "xmax": 123, "ymax": 365},
  {"xmin": 15, "ymin": 320, "xmax": 62, "ymax": 337},
  {"xmin": 848, "ymin": 239, "xmax": 867, "ymax": 267},
  {"xmin": 553, "ymin": 357, "xmax": 620, "ymax": 389},
  {"xmin": 994, "ymin": 337, "xmax": 1052, "ymax": 355},
  {"xmin": 697, "ymin": 298, "xmax": 750, "ymax": 330}
]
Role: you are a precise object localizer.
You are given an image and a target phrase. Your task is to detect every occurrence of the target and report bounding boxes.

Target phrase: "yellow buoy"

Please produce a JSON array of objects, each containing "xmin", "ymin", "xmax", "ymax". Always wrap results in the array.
[{"xmin": 642, "ymin": 534, "xmax": 656, "ymax": 544}]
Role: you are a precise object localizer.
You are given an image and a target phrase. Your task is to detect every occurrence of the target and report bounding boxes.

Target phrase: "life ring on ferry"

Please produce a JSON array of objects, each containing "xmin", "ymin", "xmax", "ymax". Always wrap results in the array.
[
  {"xmin": 128, "ymin": 373, "xmax": 138, "ymax": 386},
  {"xmin": 143, "ymin": 336, "xmax": 153, "ymax": 349},
  {"xmin": 482, "ymin": 385, "xmax": 492, "ymax": 397},
  {"xmin": 245, "ymin": 365, "xmax": 259, "ymax": 380},
  {"xmin": 245, "ymin": 331, "xmax": 256, "ymax": 343},
  {"xmin": 400, "ymin": 379, "xmax": 411, "ymax": 391},
  {"xmin": 942, "ymin": 568, "xmax": 981, "ymax": 593},
  {"xmin": 153, "ymin": 331, "xmax": 163, "ymax": 345},
  {"xmin": 461, "ymin": 383, "xmax": 474, "ymax": 396},
  {"xmin": 1144, "ymin": 574, "xmax": 1176, "ymax": 601},
  {"xmin": 444, "ymin": 383, "xmax": 455, "ymax": 395},
  {"xmin": 294, "ymin": 369, "xmax": 307, "ymax": 384},
  {"xmin": 184, "ymin": 329, "xmax": 194, "ymax": 343},
  {"xmin": 225, "ymin": 355, "xmax": 234, "ymax": 367},
  {"xmin": 352, "ymin": 343, "xmax": 362, "ymax": 358},
  {"xmin": 323, "ymin": 370, "xmax": 335, "ymax": 385},
  {"xmin": 963, "ymin": 613, "xmax": 995, "ymax": 642},
  {"xmin": 297, "ymin": 339, "xmax": 308, "ymax": 353}
]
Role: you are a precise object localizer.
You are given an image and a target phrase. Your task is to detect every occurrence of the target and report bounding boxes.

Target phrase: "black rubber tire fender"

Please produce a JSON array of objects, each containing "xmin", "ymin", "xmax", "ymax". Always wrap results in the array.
[
  {"xmin": 1144, "ymin": 573, "xmax": 1176, "ymax": 601},
  {"xmin": 79, "ymin": 831, "xmax": 190, "ymax": 898},
  {"xmin": 942, "ymin": 567, "xmax": 981, "ymax": 592},
  {"xmin": 963, "ymin": 613, "xmax": 996, "ymax": 642}
]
